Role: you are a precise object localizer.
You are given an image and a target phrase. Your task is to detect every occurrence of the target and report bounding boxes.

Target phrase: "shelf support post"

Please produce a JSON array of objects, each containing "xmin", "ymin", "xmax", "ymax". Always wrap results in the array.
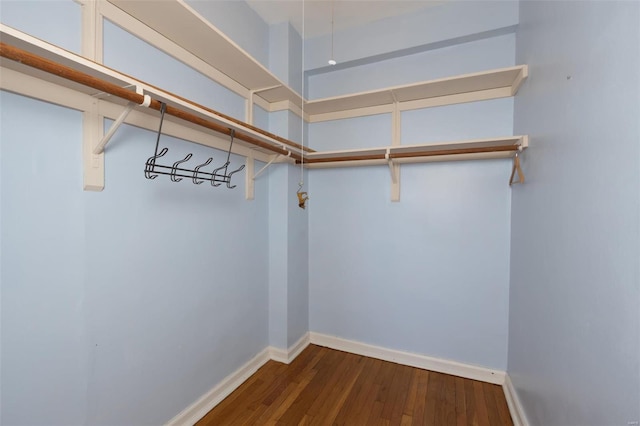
[
  {"xmin": 386, "ymin": 148, "xmax": 400, "ymax": 202},
  {"xmin": 246, "ymin": 90, "xmax": 254, "ymax": 125},
  {"xmin": 245, "ymin": 150, "xmax": 255, "ymax": 200},
  {"xmin": 389, "ymin": 97, "xmax": 401, "ymax": 201},
  {"xmin": 81, "ymin": 0, "xmax": 105, "ymax": 191}
]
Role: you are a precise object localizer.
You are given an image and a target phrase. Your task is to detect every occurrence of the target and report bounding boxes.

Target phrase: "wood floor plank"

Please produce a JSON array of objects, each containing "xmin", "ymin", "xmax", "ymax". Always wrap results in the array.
[
  {"xmin": 305, "ymin": 351, "xmax": 360, "ymax": 418},
  {"xmin": 198, "ymin": 345, "xmax": 513, "ymax": 426},
  {"xmin": 482, "ymin": 382, "xmax": 503, "ymax": 426},
  {"xmin": 425, "ymin": 371, "xmax": 443, "ymax": 426},
  {"xmin": 463, "ymin": 378, "xmax": 478, "ymax": 426},
  {"xmin": 454, "ymin": 376, "xmax": 468, "ymax": 426},
  {"xmin": 275, "ymin": 349, "xmax": 342, "ymax": 425},
  {"xmin": 402, "ymin": 368, "xmax": 419, "ymax": 417},
  {"xmin": 410, "ymin": 369, "xmax": 430, "ymax": 426},
  {"xmin": 387, "ymin": 365, "xmax": 413, "ymax": 425},
  {"xmin": 443, "ymin": 373, "xmax": 457, "ymax": 426},
  {"xmin": 493, "ymin": 383, "xmax": 513, "ymax": 426},
  {"xmin": 401, "ymin": 414, "xmax": 413, "ymax": 426},
  {"xmin": 472, "ymin": 380, "xmax": 491, "ymax": 426},
  {"xmin": 366, "ymin": 399, "xmax": 385, "ymax": 424},
  {"xmin": 259, "ymin": 370, "xmax": 317, "ymax": 425},
  {"xmin": 341, "ymin": 359, "xmax": 384, "ymax": 425},
  {"xmin": 309, "ymin": 355, "xmax": 365, "ymax": 425},
  {"xmin": 332, "ymin": 356, "xmax": 378, "ymax": 425}
]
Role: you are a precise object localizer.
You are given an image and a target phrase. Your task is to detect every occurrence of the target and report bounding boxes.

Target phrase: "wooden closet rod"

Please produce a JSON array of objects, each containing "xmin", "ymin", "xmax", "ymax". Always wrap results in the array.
[
  {"xmin": 304, "ymin": 145, "xmax": 519, "ymax": 164},
  {"xmin": 0, "ymin": 42, "xmax": 306, "ymax": 161}
]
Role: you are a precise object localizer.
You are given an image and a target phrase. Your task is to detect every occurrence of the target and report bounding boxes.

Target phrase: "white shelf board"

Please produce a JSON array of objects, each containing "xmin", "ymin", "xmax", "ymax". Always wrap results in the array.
[
  {"xmin": 107, "ymin": 0, "xmax": 302, "ymax": 108},
  {"xmin": 305, "ymin": 66, "xmax": 528, "ymax": 116},
  {"xmin": 305, "ymin": 136, "xmax": 528, "ymax": 168}
]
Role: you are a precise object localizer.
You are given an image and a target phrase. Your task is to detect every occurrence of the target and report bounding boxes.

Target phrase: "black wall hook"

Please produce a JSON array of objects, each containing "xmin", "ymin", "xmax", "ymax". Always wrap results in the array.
[{"xmin": 143, "ymin": 103, "xmax": 245, "ymax": 190}]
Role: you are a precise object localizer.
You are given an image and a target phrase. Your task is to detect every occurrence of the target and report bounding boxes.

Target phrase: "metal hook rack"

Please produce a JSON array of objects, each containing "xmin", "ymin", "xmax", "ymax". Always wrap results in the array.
[{"xmin": 144, "ymin": 103, "xmax": 246, "ymax": 189}]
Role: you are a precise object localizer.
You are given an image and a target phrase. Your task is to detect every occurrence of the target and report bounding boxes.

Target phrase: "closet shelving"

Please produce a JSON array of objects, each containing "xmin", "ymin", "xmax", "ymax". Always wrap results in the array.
[
  {"xmin": 304, "ymin": 65, "xmax": 527, "ymax": 121},
  {"xmin": 1, "ymin": 0, "xmax": 529, "ymax": 199},
  {"xmin": 304, "ymin": 136, "xmax": 528, "ymax": 168},
  {"xmin": 0, "ymin": 24, "xmax": 308, "ymax": 162},
  {"xmin": 107, "ymin": 0, "xmax": 303, "ymax": 110},
  {"xmin": 105, "ymin": 0, "xmax": 528, "ymax": 122}
]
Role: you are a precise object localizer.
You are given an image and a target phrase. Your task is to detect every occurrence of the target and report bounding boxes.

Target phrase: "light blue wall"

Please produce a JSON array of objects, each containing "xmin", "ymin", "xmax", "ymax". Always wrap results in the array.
[
  {"xmin": 269, "ymin": 22, "xmax": 290, "ymax": 86},
  {"xmin": 309, "ymin": 160, "xmax": 512, "ymax": 369},
  {"xmin": 308, "ymin": 33, "xmax": 516, "ymax": 100},
  {"xmin": 509, "ymin": 1, "xmax": 640, "ymax": 425},
  {"xmin": 267, "ymin": 161, "xmax": 309, "ymax": 350},
  {"xmin": 304, "ymin": 0, "xmax": 518, "ymax": 73},
  {"xmin": 268, "ymin": 164, "xmax": 289, "ymax": 350},
  {"xmin": 0, "ymin": 0, "xmax": 80, "ymax": 53},
  {"xmin": 1, "ymin": 92, "xmax": 88, "ymax": 426},
  {"xmin": 269, "ymin": 21, "xmax": 304, "ymax": 94},
  {"xmin": 84, "ymin": 125, "xmax": 268, "ymax": 425},
  {"xmin": 1, "ymin": 2, "xmax": 270, "ymax": 424},
  {"xmin": 267, "ymin": 109, "xmax": 308, "ymax": 350},
  {"xmin": 307, "ymin": 6, "xmax": 516, "ymax": 370}
]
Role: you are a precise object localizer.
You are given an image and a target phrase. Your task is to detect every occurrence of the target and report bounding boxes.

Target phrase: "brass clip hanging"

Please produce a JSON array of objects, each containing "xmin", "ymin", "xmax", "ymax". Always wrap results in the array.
[
  {"xmin": 509, "ymin": 152, "xmax": 525, "ymax": 186},
  {"xmin": 297, "ymin": 183, "xmax": 309, "ymax": 209}
]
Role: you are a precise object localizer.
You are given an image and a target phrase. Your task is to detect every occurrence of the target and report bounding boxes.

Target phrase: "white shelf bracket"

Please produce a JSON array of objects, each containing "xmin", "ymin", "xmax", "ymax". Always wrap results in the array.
[
  {"xmin": 93, "ymin": 89, "xmax": 151, "ymax": 154},
  {"xmin": 83, "ymin": 84, "xmax": 149, "ymax": 191},
  {"xmin": 254, "ymin": 154, "xmax": 284, "ymax": 180},
  {"xmin": 386, "ymin": 148, "xmax": 400, "ymax": 202},
  {"xmin": 245, "ymin": 152, "xmax": 285, "ymax": 200},
  {"xmin": 246, "ymin": 85, "xmax": 281, "ymax": 125}
]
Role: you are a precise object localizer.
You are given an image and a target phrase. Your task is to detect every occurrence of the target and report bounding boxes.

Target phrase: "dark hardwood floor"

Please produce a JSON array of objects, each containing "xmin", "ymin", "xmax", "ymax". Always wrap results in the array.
[{"xmin": 196, "ymin": 344, "xmax": 513, "ymax": 425}]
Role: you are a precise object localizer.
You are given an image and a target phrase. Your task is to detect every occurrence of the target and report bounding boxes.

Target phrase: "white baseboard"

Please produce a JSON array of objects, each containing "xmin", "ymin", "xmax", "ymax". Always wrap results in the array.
[
  {"xmin": 269, "ymin": 332, "xmax": 311, "ymax": 364},
  {"xmin": 165, "ymin": 348, "xmax": 271, "ymax": 426},
  {"xmin": 503, "ymin": 374, "xmax": 529, "ymax": 426},
  {"xmin": 309, "ymin": 332, "xmax": 505, "ymax": 385}
]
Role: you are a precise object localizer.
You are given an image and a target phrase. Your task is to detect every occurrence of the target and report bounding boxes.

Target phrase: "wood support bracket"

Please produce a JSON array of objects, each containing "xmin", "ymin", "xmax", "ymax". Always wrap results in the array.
[{"xmin": 509, "ymin": 150, "xmax": 525, "ymax": 186}]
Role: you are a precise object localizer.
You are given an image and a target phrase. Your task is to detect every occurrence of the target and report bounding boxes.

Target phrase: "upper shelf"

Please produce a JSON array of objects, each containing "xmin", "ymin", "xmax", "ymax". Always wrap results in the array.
[
  {"xmin": 106, "ymin": 0, "xmax": 527, "ymax": 121},
  {"xmin": 305, "ymin": 65, "xmax": 528, "ymax": 116},
  {"xmin": 107, "ymin": 0, "xmax": 302, "ymax": 108}
]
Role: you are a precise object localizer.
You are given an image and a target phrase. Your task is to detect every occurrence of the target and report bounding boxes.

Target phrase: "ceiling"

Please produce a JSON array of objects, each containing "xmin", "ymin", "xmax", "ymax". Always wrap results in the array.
[{"xmin": 245, "ymin": 0, "xmax": 445, "ymax": 38}]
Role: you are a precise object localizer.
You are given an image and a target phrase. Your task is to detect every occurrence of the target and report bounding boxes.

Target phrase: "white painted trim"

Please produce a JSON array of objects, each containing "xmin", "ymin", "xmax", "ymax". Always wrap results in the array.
[
  {"xmin": 503, "ymin": 374, "xmax": 529, "ymax": 426},
  {"xmin": 165, "ymin": 348, "xmax": 271, "ymax": 426},
  {"xmin": 269, "ymin": 332, "xmax": 311, "ymax": 364},
  {"xmin": 309, "ymin": 332, "xmax": 505, "ymax": 385}
]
